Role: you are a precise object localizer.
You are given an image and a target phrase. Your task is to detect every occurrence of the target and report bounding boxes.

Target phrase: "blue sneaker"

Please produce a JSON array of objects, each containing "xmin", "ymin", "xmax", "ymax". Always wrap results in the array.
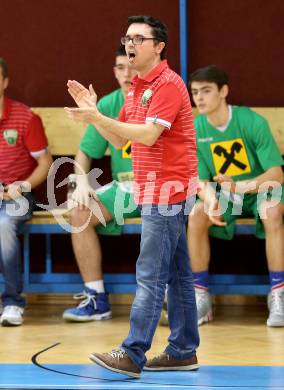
[{"xmin": 62, "ymin": 287, "xmax": 112, "ymax": 322}]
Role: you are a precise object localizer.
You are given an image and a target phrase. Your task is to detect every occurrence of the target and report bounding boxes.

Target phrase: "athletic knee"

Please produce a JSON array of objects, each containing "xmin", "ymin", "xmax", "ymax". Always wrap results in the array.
[
  {"xmin": 188, "ymin": 202, "xmax": 210, "ymax": 232},
  {"xmin": 260, "ymin": 202, "xmax": 284, "ymax": 231},
  {"xmin": 70, "ymin": 208, "xmax": 97, "ymax": 228}
]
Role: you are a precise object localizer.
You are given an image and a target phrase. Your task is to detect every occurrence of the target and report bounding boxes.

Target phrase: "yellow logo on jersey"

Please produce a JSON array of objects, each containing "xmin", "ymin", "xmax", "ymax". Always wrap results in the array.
[
  {"xmin": 122, "ymin": 141, "xmax": 132, "ymax": 159},
  {"xmin": 210, "ymin": 138, "xmax": 251, "ymax": 176}
]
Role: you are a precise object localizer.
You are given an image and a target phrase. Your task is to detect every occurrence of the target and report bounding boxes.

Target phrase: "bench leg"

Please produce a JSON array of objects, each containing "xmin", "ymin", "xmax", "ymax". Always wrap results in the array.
[{"xmin": 45, "ymin": 234, "xmax": 52, "ymax": 275}]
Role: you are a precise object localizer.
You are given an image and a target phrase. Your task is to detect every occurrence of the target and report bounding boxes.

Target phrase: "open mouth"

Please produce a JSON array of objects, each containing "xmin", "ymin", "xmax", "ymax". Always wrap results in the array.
[{"xmin": 128, "ymin": 52, "xmax": 136, "ymax": 61}]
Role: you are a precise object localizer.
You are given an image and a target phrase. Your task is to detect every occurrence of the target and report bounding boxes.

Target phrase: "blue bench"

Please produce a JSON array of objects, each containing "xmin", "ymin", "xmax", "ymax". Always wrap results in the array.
[
  {"xmin": 0, "ymin": 211, "xmax": 269, "ymax": 295},
  {"xmin": 2, "ymin": 105, "xmax": 280, "ymax": 296}
]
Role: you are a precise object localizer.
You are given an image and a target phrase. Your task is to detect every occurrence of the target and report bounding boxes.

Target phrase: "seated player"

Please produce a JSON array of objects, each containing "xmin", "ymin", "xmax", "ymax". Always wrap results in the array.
[
  {"xmin": 0, "ymin": 57, "xmax": 52, "ymax": 326},
  {"xmin": 62, "ymin": 45, "xmax": 139, "ymax": 322},
  {"xmin": 187, "ymin": 65, "xmax": 284, "ymax": 327}
]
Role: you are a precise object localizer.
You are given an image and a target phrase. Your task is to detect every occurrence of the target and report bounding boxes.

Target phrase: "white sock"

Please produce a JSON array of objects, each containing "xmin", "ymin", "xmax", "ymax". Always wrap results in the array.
[{"xmin": 85, "ymin": 280, "xmax": 105, "ymax": 293}]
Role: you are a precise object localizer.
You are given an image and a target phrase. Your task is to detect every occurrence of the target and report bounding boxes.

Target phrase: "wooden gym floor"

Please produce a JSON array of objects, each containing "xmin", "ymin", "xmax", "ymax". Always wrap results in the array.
[{"xmin": 0, "ymin": 295, "xmax": 284, "ymax": 389}]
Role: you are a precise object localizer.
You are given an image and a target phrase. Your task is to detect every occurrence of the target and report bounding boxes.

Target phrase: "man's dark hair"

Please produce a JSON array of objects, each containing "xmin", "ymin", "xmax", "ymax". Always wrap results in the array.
[
  {"xmin": 128, "ymin": 15, "xmax": 168, "ymax": 59},
  {"xmin": 0, "ymin": 58, "xmax": 8, "ymax": 79},
  {"xmin": 116, "ymin": 44, "xmax": 126, "ymax": 57},
  {"xmin": 189, "ymin": 65, "xmax": 229, "ymax": 90}
]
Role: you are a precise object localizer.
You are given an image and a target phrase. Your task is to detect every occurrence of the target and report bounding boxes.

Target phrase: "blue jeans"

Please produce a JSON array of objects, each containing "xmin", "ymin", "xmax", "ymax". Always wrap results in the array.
[
  {"xmin": 122, "ymin": 198, "xmax": 199, "ymax": 369},
  {"xmin": 0, "ymin": 193, "xmax": 35, "ymax": 308}
]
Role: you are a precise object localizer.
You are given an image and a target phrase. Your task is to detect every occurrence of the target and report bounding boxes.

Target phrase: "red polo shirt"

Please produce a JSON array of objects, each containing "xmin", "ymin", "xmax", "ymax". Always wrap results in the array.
[
  {"xmin": 119, "ymin": 60, "xmax": 198, "ymax": 205},
  {"xmin": 0, "ymin": 97, "xmax": 48, "ymax": 185}
]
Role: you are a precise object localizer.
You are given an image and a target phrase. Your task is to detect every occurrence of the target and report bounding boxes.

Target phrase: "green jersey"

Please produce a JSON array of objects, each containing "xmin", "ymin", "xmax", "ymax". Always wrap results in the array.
[
  {"xmin": 195, "ymin": 106, "xmax": 283, "ymax": 181},
  {"xmin": 80, "ymin": 88, "xmax": 133, "ymax": 182}
]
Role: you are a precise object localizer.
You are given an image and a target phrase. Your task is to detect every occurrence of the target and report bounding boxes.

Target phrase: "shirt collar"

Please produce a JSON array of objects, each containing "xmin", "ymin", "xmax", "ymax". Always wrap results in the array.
[{"xmin": 132, "ymin": 60, "xmax": 168, "ymax": 85}]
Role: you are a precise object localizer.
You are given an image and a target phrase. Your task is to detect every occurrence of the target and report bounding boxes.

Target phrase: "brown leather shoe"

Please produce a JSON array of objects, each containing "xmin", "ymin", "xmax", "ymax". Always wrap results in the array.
[
  {"xmin": 144, "ymin": 352, "xmax": 199, "ymax": 371},
  {"xmin": 89, "ymin": 349, "xmax": 141, "ymax": 378}
]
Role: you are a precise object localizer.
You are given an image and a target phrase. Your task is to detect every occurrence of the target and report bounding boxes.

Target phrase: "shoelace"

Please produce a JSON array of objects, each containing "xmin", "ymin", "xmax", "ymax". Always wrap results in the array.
[
  {"xmin": 108, "ymin": 349, "xmax": 126, "ymax": 360},
  {"xmin": 154, "ymin": 352, "xmax": 170, "ymax": 361},
  {"xmin": 270, "ymin": 291, "xmax": 284, "ymax": 314},
  {"xmin": 73, "ymin": 291, "xmax": 97, "ymax": 310}
]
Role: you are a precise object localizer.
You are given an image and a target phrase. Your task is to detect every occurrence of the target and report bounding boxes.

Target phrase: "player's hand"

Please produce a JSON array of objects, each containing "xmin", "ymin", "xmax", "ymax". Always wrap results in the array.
[
  {"xmin": 2, "ymin": 184, "xmax": 23, "ymax": 201},
  {"xmin": 205, "ymin": 197, "xmax": 227, "ymax": 226},
  {"xmin": 69, "ymin": 183, "xmax": 98, "ymax": 211},
  {"xmin": 67, "ymin": 81, "xmax": 97, "ymax": 107},
  {"xmin": 65, "ymin": 81, "xmax": 99, "ymax": 123},
  {"xmin": 65, "ymin": 106, "xmax": 99, "ymax": 124},
  {"xmin": 213, "ymin": 174, "xmax": 237, "ymax": 193}
]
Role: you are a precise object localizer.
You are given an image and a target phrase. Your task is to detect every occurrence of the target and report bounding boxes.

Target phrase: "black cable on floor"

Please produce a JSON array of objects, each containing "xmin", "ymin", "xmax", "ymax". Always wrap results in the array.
[{"xmin": 31, "ymin": 343, "xmax": 284, "ymax": 389}]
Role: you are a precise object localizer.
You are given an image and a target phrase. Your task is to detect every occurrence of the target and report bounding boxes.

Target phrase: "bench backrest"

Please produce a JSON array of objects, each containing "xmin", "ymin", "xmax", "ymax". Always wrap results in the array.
[
  {"xmin": 32, "ymin": 107, "xmax": 284, "ymax": 156},
  {"xmin": 32, "ymin": 108, "xmax": 85, "ymax": 155}
]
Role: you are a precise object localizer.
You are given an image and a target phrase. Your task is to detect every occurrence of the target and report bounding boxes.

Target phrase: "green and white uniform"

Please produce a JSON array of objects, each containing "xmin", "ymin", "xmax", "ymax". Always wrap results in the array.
[
  {"xmin": 80, "ymin": 88, "xmax": 140, "ymax": 235},
  {"xmin": 195, "ymin": 106, "xmax": 284, "ymax": 239}
]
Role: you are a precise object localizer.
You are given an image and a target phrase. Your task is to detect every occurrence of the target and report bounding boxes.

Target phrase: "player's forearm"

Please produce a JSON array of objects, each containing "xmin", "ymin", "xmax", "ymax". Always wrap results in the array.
[
  {"xmin": 94, "ymin": 112, "xmax": 161, "ymax": 146},
  {"xmin": 73, "ymin": 150, "xmax": 92, "ymax": 185},
  {"xmin": 24, "ymin": 152, "xmax": 53, "ymax": 189},
  {"xmin": 94, "ymin": 119, "xmax": 128, "ymax": 149},
  {"xmin": 75, "ymin": 150, "xmax": 92, "ymax": 174},
  {"xmin": 235, "ymin": 166, "xmax": 284, "ymax": 193}
]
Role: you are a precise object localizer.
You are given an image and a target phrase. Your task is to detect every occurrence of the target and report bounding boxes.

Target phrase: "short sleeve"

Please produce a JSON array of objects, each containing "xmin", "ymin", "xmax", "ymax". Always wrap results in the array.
[
  {"xmin": 25, "ymin": 114, "xmax": 48, "ymax": 152},
  {"xmin": 253, "ymin": 118, "xmax": 284, "ymax": 170},
  {"xmin": 146, "ymin": 82, "xmax": 182, "ymax": 129},
  {"xmin": 80, "ymin": 124, "xmax": 108, "ymax": 159}
]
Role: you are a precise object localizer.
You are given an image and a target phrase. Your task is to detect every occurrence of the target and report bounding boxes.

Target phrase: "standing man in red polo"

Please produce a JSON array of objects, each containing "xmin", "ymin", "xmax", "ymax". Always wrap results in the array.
[
  {"xmin": 65, "ymin": 15, "xmax": 199, "ymax": 378},
  {"xmin": 0, "ymin": 58, "xmax": 52, "ymax": 326}
]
